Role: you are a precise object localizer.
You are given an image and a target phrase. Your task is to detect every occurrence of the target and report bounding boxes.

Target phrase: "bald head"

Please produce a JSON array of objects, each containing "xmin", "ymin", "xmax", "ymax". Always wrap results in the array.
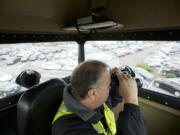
[{"xmin": 71, "ymin": 60, "xmax": 109, "ymax": 100}]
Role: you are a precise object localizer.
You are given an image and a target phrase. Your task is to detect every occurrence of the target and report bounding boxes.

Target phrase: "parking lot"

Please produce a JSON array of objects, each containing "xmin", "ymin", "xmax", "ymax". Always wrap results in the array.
[{"xmin": 0, "ymin": 41, "xmax": 180, "ymax": 98}]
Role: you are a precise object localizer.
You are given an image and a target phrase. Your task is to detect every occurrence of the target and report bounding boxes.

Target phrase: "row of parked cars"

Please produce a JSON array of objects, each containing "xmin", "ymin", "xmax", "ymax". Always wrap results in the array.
[
  {"xmin": 132, "ymin": 67, "xmax": 180, "ymax": 97},
  {"xmin": 0, "ymin": 44, "xmax": 78, "ymax": 69},
  {"xmin": 142, "ymin": 43, "xmax": 180, "ymax": 97},
  {"xmin": 0, "ymin": 73, "xmax": 21, "ymax": 99},
  {"xmin": 91, "ymin": 41, "xmax": 153, "ymax": 57},
  {"xmin": 0, "ymin": 43, "xmax": 78, "ymax": 98},
  {"xmin": 143, "ymin": 43, "xmax": 180, "ymax": 68}
]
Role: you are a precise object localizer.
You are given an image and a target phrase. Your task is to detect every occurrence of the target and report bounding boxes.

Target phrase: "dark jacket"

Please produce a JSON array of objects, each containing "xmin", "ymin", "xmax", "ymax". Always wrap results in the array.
[{"xmin": 52, "ymin": 85, "xmax": 147, "ymax": 135}]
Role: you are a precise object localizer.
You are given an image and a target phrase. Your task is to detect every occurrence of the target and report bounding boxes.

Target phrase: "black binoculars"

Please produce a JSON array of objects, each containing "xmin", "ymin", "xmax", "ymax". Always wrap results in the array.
[
  {"xmin": 109, "ymin": 66, "xmax": 143, "ymax": 103},
  {"xmin": 111, "ymin": 66, "xmax": 143, "ymax": 88}
]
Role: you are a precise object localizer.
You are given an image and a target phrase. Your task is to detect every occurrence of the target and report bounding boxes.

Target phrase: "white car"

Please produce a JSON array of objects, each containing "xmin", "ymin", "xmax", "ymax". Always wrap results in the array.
[
  {"xmin": 61, "ymin": 65, "xmax": 76, "ymax": 71},
  {"xmin": 29, "ymin": 55, "xmax": 37, "ymax": 61},
  {"xmin": 39, "ymin": 54, "xmax": 46, "ymax": 60},
  {"xmin": 0, "ymin": 82, "xmax": 20, "ymax": 95},
  {"xmin": 0, "ymin": 73, "xmax": 13, "ymax": 82},
  {"xmin": 41, "ymin": 62, "xmax": 62, "ymax": 70},
  {"xmin": 21, "ymin": 56, "xmax": 28, "ymax": 62},
  {"xmin": 134, "ymin": 67, "xmax": 154, "ymax": 81},
  {"xmin": 6, "ymin": 57, "xmax": 21, "ymax": 65},
  {"xmin": 144, "ymin": 58, "xmax": 163, "ymax": 67}
]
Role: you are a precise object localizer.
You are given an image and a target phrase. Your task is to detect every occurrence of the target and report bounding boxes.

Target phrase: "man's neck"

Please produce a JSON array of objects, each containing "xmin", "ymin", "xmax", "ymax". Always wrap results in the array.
[{"xmin": 79, "ymin": 99, "xmax": 97, "ymax": 110}]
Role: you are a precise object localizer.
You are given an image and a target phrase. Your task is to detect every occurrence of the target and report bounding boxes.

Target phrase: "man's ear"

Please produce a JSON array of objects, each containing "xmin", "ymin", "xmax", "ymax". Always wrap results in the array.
[{"xmin": 87, "ymin": 89, "xmax": 97, "ymax": 99}]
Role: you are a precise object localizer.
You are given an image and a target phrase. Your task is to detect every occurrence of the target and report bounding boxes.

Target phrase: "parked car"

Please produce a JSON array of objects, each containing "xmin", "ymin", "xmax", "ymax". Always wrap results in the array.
[
  {"xmin": 29, "ymin": 55, "xmax": 37, "ymax": 61},
  {"xmin": 162, "ymin": 69, "xmax": 180, "ymax": 77},
  {"xmin": 153, "ymin": 78, "xmax": 180, "ymax": 97},
  {"xmin": 41, "ymin": 62, "xmax": 62, "ymax": 70},
  {"xmin": 39, "ymin": 54, "xmax": 46, "ymax": 60},
  {"xmin": 134, "ymin": 67, "xmax": 154, "ymax": 81},
  {"xmin": 0, "ymin": 82, "xmax": 21, "ymax": 98},
  {"xmin": 21, "ymin": 56, "xmax": 29, "ymax": 62},
  {"xmin": 6, "ymin": 57, "xmax": 21, "ymax": 65},
  {"xmin": 0, "ymin": 73, "xmax": 13, "ymax": 82},
  {"xmin": 144, "ymin": 58, "xmax": 163, "ymax": 67}
]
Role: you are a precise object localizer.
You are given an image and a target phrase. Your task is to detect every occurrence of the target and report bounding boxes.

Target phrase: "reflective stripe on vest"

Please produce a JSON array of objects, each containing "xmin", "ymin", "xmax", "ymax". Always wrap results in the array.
[
  {"xmin": 53, "ymin": 102, "xmax": 116, "ymax": 135},
  {"xmin": 52, "ymin": 102, "xmax": 73, "ymax": 123}
]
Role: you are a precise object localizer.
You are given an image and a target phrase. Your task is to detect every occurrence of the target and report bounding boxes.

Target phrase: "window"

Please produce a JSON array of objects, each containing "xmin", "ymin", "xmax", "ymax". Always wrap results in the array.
[
  {"xmin": 0, "ymin": 42, "xmax": 78, "ymax": 99},
  {"xmin": 85, "ymin": 41, "xmax": 180, "ymax": 99}
]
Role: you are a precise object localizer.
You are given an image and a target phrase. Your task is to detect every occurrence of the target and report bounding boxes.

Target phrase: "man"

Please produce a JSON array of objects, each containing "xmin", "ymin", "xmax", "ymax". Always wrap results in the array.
[{"xmin": 52, "ymin": 60, "xmax": 147, "ymax": 135}]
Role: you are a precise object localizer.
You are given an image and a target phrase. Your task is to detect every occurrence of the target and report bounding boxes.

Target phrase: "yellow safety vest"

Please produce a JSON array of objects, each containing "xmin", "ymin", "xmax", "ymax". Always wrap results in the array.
[{"xmin": 53, "ymin": 102, "xmax": 116, "ymax": 135}]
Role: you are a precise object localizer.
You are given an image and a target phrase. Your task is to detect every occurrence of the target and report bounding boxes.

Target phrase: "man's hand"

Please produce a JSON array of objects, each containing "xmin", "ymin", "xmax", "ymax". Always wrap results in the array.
[{"xmin": 111, "ymin": 68, "xmax": 139, "ymax": 105}]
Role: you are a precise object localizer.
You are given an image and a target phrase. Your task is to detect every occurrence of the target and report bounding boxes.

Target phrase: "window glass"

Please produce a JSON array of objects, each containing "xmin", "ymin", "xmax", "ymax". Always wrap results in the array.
[
  {"xmin": 85, "ymin": 41, "xmax": 180, "ymax": 98},
  {"xmin": 0, "ymin": 42, "xmax": 78, "ymax": 99}
]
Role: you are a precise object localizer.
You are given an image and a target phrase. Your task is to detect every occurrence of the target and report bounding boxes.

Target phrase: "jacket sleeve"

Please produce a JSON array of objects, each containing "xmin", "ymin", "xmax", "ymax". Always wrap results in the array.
[{"xmin": 116, "ymin": 103, "xmax": 147, "ymax": 135}]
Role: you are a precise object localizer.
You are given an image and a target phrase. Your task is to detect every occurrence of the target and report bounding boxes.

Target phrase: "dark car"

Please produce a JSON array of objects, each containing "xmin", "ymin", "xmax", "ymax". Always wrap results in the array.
[
  {"xmin": 162, "ymin": 69, "xmax": 180, "ymax": 77},
  {"xmin": 153, "ymin": 78, "xmax": 180, "ymax": 97}
]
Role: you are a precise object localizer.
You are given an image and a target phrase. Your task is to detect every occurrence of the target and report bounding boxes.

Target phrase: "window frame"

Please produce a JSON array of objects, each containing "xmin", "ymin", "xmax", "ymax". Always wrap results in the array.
[
  {"xmin": 0, "ymin": 29, "xmax": 180, "ymax": 110},
  {"xmin": 82, "ymin": 29, "xmax": 180, "ymax": 110}
]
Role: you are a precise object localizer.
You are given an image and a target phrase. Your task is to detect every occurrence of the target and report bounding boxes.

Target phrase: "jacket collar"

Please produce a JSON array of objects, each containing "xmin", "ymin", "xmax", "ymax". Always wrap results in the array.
[{"xmin": 63, "ymin": 84, "xmax": 104, "ymax": 123}]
